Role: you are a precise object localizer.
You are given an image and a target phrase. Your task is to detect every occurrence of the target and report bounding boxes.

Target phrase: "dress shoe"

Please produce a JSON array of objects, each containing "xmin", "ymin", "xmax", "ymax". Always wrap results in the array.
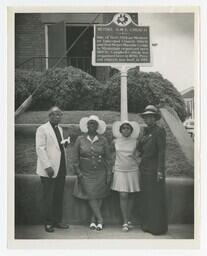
[
  {"xmin": 127, "ymin": 221, "xmax": 134, "ymax": 229},
  {"xmin": 96, "ymin": 223, "xmax": 103, "ymax": 231},
  {"xmin": 89, "ymin": 222, "xmax": 97, "ymax": 230},
  {"xmin": 122, "ymin": 223, "xmax": 129, "ymax": 232},
  {"xmin": 53, "ymin": 223, "xmax": 69, "ymax": 229},
  {"xmin": 44, "ymin": 224, "xmax": 54, "ymax": 233}
]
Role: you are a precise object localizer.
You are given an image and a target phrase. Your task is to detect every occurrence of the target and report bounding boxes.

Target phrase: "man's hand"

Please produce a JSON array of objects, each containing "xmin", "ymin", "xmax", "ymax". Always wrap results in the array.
[
  {"xmin": 61, "ymin": 137, "xmax": 70, "ymax": 148},
  {"xmin": 64, "ymin": 141, "xmax": 69, "ymax": 148},
  {"xmin": 45, "ymin": 167, "xmax": 54, "ymax": 178}
]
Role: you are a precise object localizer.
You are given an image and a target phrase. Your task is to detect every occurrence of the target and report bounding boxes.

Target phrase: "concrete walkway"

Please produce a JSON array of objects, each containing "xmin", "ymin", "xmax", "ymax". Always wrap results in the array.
[
  {"xmin": 160, "ymin": 108, "xmax": 194, "ymax": 166},
  {"xmin": 15, "ymin": 224, "xmax": 194, "ymax": 239}
]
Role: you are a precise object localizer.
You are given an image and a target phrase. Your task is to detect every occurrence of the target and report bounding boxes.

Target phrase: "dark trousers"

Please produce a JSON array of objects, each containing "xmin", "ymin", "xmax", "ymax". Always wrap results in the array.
[{"xmin": 40, "ymin": 175, "xmax": 65, "ymax": 225}]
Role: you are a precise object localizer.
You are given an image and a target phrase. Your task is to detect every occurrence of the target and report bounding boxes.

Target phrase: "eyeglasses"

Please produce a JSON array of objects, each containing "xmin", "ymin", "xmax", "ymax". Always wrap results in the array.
[
  {"xmin": 121, "ymin": 127, "xmax": 131, "ymax": 130},
  {"xmin": 51, "ymin": 112, "xmax": 63, "ymax": 117}
]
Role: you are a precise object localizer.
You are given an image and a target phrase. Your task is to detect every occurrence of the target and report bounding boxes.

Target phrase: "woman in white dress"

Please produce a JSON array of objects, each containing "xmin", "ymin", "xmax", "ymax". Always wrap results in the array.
[{"xmin": 111, "ymin": 121, "xmax": 141, "ymax": 232}]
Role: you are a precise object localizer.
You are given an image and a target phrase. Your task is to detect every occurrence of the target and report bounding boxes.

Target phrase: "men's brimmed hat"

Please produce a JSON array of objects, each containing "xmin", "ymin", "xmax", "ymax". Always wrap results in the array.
[
  {"xmin": 112, "ymin": 120, "xmax": 140, "ymax": 138},
  {"xmin": 79, "ymin": 115, "xmax": 106, "ymax": 134},
  {"xmin": 141, "ymin": 105, "xmax": 161, "ymax": 120}
]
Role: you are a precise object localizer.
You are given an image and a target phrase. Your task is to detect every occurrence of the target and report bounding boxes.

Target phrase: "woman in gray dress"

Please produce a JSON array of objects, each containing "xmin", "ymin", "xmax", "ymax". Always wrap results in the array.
[{"xmin": 73, "ymin": 115, "xmax": 112, "ymax": 231}]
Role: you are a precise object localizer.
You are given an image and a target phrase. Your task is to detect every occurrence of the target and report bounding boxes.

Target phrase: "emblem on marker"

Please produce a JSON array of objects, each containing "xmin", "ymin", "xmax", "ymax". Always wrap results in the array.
[{"xmin": 113, "ymin": 13, "xmax": 131, "ymax": 26}]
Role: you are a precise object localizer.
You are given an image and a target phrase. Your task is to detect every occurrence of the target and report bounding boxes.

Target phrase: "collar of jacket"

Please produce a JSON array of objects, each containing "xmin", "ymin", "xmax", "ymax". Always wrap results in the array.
[{"xmin": 86, "ymin": 135, "xmax": 99, "ymax": 144}]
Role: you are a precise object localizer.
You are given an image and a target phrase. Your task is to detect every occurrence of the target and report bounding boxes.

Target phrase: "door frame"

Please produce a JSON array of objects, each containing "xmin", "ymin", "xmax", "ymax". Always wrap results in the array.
[{"xmin": 44, "ymin": 23, "xmax": 95, "ymax": 70}]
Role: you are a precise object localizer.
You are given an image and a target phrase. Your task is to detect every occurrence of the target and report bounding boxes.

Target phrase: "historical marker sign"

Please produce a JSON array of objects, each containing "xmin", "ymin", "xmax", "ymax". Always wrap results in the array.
[
  {"xmin": 92, "ymin": 13, "xmax": 151, "ymax": 67},
  {"xmin": 92, "ymin": 13, "xmax": 152, "ymax": 122}
]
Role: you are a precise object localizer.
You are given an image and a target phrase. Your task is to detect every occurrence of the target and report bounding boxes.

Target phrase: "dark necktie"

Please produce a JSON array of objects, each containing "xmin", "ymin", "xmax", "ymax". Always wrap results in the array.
[
  {"xmin": 53, "ymin": 125, "xmax": 66, "ymax": 176},
  {"xmin": 54, "ymin": 126, "xmax": 62, "ymax": 147}
]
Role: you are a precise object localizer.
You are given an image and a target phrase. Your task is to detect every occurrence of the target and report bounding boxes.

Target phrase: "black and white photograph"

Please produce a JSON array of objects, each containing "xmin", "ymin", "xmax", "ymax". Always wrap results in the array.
[{"xmin": 5, "ymin": 4, "xmax": 200, "ymax": 250}]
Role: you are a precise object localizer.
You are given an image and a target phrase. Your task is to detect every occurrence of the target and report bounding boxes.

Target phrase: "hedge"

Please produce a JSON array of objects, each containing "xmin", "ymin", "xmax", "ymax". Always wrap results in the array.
[
  {"xmin": 15, "ymin": 120, "xmax": 194, "ymax": 177},
  {"xmin": 104, "ymin": 69, "xmax": 187, "ymax": 121},
  {"xmin": 15, "ymin": 67, "xmax": 105, "ymax": 111},
  {"xmin": 15, "ymin": 66, "xmax": 187, "ymax": 121}
]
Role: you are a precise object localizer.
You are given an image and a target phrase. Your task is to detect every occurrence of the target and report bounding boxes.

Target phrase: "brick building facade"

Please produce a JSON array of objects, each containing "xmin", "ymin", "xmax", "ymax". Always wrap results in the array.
[
  {"xmin": 15, "ymin": 13, "xmax": 138, "ymax": 81},
  {"xmin": 15, "ymin": 14, "xmax": 45, "ymax": 68}
]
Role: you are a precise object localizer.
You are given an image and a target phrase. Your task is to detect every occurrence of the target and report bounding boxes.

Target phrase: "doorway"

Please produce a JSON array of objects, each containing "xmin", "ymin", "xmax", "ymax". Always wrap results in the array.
[{"xmin": 66, "ymin": 26, "xmax": 96, "ymax": 76}]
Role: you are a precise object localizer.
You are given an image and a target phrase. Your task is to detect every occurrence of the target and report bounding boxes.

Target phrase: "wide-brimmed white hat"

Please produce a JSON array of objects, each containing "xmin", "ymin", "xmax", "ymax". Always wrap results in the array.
[
  {"xmin": 79, "ymin": 115, "xmax": 106, "ymax": 134},
  {"xmin": 112, "ymin": 120, "xmax": 140, "ymax": 138}
]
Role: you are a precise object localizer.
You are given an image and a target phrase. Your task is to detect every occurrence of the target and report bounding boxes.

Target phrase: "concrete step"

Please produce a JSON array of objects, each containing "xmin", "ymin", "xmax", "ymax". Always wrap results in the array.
[{"xmin": 15, "ymin": 224, "xmax": 194, "ymax": 240}]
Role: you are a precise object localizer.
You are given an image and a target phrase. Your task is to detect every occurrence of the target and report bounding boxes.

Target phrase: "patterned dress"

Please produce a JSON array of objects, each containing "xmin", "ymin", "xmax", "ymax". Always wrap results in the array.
[
  {"xmin": 111, "ymin": 137, "xmax": 140, "ymax": 193},
  {"xmin": 73, "ymin": 134, "xmax": 112, "ymax": 200}
]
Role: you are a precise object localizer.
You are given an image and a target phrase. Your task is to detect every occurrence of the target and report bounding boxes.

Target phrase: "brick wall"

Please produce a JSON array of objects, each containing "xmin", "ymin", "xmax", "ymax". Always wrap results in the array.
[
  {"xmin": 14, "ymin": 13, "xmax": 138, "ymax": 79},
  {"xmin": 15, "ymin": 13, "xmax": 45, "ymax": 70}
]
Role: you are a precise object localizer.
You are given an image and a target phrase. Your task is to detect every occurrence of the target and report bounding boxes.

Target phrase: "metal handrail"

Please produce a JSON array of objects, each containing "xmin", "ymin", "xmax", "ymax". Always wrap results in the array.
[
  {"xmin": 16, "ymin": 56, "xmax": 94, "ymax": 74},
  {"xmin": 16, "ymin": 56, "xmax": 36, "ymax": 67}
]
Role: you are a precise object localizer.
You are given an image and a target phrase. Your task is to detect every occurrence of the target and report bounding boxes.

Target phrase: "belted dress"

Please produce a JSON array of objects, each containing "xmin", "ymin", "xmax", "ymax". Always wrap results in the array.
[{"xmin": 73, "ymin": 134, "xmax": 112, "ymax": 200}]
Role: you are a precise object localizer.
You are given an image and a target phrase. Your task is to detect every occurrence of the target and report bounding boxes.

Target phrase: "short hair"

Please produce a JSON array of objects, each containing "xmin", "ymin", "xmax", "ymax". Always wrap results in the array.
[
  {"xmin": 119, "ymin": 122, "xmax": 133, "ymax": 133},
  {"xmin": 48, "ymin": 106, "xmax": 62, "ymax": 116}
]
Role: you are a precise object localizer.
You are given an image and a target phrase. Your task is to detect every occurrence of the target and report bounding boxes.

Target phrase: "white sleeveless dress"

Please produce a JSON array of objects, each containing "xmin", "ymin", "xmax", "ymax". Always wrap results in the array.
[{"xmin": 111, "ymin": 137, "xmax": 141, "ymax": 192}]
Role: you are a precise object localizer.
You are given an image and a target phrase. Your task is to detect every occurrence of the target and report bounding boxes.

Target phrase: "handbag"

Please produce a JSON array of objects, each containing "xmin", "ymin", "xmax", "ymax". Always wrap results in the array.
[{"xmin": 73, "ymin": 175, "xmax": 88, "ymax": 199}]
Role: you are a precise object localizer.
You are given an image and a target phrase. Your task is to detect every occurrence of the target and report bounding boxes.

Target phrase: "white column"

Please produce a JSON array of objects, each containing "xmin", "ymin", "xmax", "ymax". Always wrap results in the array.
[
  {"xmin": 45, "ymin": 24, "xmax": 49, "ymax": 70},
  {"xmin": 120, "ymin": 66, "xmax": 128, "ymax": 121}
]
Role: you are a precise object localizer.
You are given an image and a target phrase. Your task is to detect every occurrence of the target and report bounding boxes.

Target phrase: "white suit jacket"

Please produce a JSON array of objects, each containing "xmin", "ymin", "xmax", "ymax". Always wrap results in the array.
[{"xmin": 36, "ymin": 121, "xmax": 66, "ymax": 178}]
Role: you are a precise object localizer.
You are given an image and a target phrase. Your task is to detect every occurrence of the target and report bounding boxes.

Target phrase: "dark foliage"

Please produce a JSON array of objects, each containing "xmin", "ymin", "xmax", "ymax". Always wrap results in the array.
[
  {"xmin": 104, "ymin": 68, "xmax": 187, "ymax": 121},
  {"xmin": 15, "ymin": 67, "xmax": 187, "ymax": 121},
  {"xmin": 15, "ymin": 67, "xmax": 105, "ymax": 111}
]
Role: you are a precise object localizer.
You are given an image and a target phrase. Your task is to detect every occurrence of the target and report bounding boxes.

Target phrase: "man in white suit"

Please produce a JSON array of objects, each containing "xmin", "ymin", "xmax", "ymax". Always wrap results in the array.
[{"xmin": 36, "ymin": 106, "xmax": 69, "ymax": 232}]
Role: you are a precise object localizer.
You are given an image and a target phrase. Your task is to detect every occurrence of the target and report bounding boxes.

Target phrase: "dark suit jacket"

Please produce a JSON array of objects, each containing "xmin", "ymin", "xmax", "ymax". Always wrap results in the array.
[{"xmin": 138, "ymin": 125, "xmax": 166, "ymax": 176}]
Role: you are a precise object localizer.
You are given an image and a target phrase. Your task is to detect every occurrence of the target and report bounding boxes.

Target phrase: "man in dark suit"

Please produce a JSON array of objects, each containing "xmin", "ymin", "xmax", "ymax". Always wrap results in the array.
[{"xmin": 36, "ymin": 106, "xmax": 69, "ymax": 232}]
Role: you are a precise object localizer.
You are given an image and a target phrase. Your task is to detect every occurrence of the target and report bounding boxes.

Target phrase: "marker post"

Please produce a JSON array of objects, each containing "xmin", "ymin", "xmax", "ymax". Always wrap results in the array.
[{"xmin": 92, "ymin": 13, "xmax": 151, "ymax": 121}]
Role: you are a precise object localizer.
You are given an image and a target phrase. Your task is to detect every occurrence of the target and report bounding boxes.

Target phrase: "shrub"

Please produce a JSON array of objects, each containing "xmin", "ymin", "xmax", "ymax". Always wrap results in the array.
[
  {"xmin": 15, "ymin": 67, "xmax": 187, "ymax": 121},
  {"xmin": 15, "ymin": 70, "xmax": 42, "ymax": 109},
  {"xmin": 104, "ymin": 68, "xmax": 187, "ymax": 121},
  {"xmin": 15, "ymin": 67, "xmax": 105, "ymax": 111},
  {"xmin": 15, "ymin": 123, "xmax": 193, "ymax": 177}
]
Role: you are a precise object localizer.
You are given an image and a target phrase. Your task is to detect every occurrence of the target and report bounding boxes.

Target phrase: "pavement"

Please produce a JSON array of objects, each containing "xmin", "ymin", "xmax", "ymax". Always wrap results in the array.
[{"xmin": 15, "ymin": 224, "xmax": 194, "ymax": 239}]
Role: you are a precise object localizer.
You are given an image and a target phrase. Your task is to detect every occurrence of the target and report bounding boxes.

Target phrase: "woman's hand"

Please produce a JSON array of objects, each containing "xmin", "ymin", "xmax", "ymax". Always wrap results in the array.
[
  {"xmin": 157, "ymin": 171, "xmax": 164, "ymax": 182},
  {"xmin": 77, "ymin": 172, "xmax": 83, "ymax": 179},
  {"xmin": 106, "ymin": 173, "xmax": 112, "ymax": 184}
]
